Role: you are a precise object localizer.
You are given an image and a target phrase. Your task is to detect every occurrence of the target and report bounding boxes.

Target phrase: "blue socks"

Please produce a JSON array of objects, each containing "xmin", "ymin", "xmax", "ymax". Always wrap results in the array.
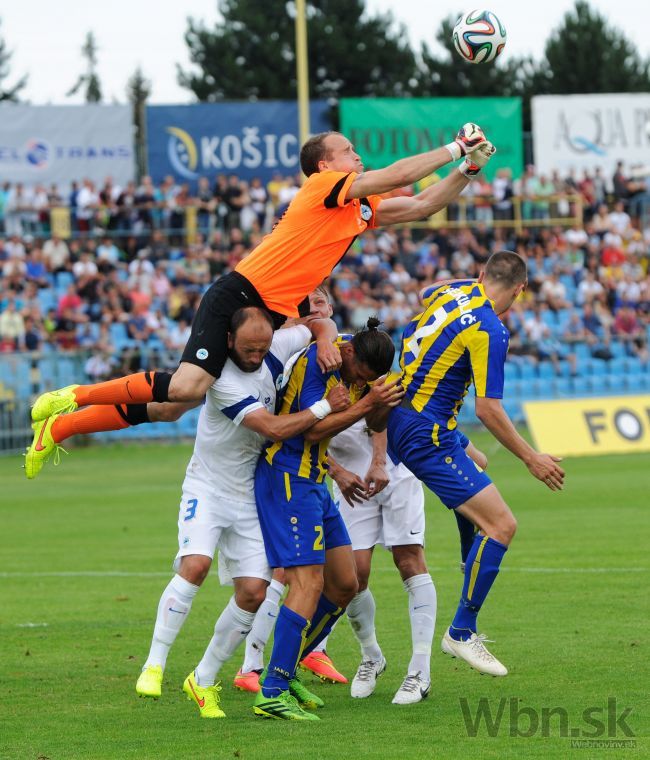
[
  {"xmin": 301, "ymin": 594, "xmax": 344, "ymax": 660},
  {"xmin": 450, "ymin": 534, "xmax": 508, "ymax": 641},
  {"xmin": 261, "ymin": 594, "xmax": 344, "ymax": 698},
  {"xmin": 261, "ymin": 605, "xmax": 309, "ymax": 698}
]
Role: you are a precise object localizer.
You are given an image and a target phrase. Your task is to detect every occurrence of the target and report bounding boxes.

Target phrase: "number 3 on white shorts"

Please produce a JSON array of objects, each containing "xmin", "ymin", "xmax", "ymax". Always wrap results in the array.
[
  {"xmin": 313, "ymin": 525, "xmax": 324, "ymax": 550},
  {"xmin": 183, "ymin": 498, "xmax": 198, "ymax": 521}
]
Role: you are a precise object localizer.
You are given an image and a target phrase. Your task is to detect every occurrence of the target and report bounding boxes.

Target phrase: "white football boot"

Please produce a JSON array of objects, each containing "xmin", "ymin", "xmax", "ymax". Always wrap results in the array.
[
  {"xmin": 350, "ymin": 656, "xmax": 387, "ymax": 698},
  {"xmin": 441, "ymin": 628, "xmax": 508, "ymax": 677},
  {"xmin": 391, "ymin": 672, "xmax": 431, "ymax": 705}
]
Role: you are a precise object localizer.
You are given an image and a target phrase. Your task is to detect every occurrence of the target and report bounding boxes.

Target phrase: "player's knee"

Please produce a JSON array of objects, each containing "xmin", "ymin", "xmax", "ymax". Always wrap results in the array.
[
  {"xmin": 150, "ymin": 403, "xmax": 185, "ymax": 422},
  {"xmin": 334, "ymin": 574, "xmax": 359, "ymax": 607},
  {"xmin": 169, "ymin": 368, "xmax": 210, "ymax": 403},
  {"xmin": 356, "ymin": 570, "xmax": 371, "ymax": 592},
  {"xmin": 392, "ymin": 546, "xmax": 427, "ymax": 580},
  {"xmin": 492, "ymin": 514, "xmax": 517, "ymax": 545},
  {"xmin": 235, "ymin": 581, "xmax": 268, "ymax": 612},
  {"xmin": 178, "ymin": 555, "xmax": 211, "ymax": 585}
]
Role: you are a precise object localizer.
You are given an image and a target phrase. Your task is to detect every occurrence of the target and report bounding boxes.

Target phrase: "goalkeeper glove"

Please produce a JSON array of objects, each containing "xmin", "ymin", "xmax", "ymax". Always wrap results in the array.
[
  {"xmin": 458, "ymin": 141, "xmax": 496, "ymax": 177},
  {"xmin": 445, "ymin": 123, "xmax": 487, "ymax": 161}
]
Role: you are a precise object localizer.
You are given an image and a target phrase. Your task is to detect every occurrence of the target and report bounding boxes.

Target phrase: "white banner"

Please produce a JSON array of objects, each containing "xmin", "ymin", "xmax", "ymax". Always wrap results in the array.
[
  {"xmin": 0, "ymin": 104, "xmax": 134, "ymax": 189},
  {"xmin": 532, "ymin": 93, "xmax": 650, "ymax": 177}
]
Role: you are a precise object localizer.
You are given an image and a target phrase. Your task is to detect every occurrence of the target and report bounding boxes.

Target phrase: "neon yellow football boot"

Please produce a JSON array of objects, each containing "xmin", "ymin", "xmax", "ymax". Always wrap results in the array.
[
  {"xmin": 259, "ymin": 667, "xmax": 324, "ymax": 710},
  {"xmin": 24, "ymin": 414, "xmax": 67, "ymax": 480},
  {"xmin": 136, "ymin": 665, "xmax": 163, "ymax": 698},
  {"xmin": 253, "ymin": 689, "xmax": 320, "ymax": 721},
  {"xmin": 182, "ymin": 671, "xmax": 226, "ymax": 718},
  {"xmin": 31, "ymin": 384, "xmax": 79, "ymax": 422}
]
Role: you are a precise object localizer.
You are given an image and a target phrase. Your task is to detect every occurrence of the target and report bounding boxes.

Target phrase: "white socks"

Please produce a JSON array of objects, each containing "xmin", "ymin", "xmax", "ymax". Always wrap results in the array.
[
  {"xmin": 404, "ymin": 573, "xmax": 436, "ymax": 680},
  {"xmin": 241, "ymin": 579, "xmax": 285, "ymax": 673},
  {"xmin": 144, "ymin": 574, "xmax": 200, "ymax": 670},
  {"xmin": 194, "ymin": 596, "xmax": 256, "ymax": 686},
  {"xmin": 347, "ymin": 588, "xmax": 383, "ymax": 662}
]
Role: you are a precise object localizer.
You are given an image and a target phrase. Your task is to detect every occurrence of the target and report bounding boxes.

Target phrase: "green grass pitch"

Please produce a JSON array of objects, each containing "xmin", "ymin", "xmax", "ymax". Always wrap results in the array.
[{"xmin": 1, "ymin": 435, "xmax": 648, "ymax": 759}]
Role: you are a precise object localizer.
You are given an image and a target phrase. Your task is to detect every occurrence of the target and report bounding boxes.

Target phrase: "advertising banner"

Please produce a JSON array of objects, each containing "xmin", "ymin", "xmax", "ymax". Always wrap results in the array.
[
  {"xmin": 339, "ymin": 97, "xmax": 522, "ymax": 180},
  {"xmin": 532, "ymin": 94, "xmax": 650, "ymax": 176},
  {"xmin": 146, "ymin": 101, "xmax": 331, "ymax": 184},
  {"xmin": 0, "ymin": 105, "xmax": 134, "ymax": 188},
  {"xmin": 523, "ymin": 395, "xmax": 650, "ymax": 457}
]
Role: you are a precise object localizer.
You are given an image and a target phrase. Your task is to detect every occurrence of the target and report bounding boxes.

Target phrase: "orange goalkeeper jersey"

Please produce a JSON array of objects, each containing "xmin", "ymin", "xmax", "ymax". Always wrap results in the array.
[{"xmin": 236, "ymin": 170, "xmax": 381, "ymax": 317}]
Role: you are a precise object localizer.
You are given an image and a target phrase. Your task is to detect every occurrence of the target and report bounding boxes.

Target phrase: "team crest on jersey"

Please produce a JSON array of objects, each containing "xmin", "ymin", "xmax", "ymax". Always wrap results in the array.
[
  {"xmin": 196, "ymin": 348, "xmax": 209, "ymax": 360},
  {"xmin": 275, "ymin": 374, "xmax": 284, "ymax": 391}
]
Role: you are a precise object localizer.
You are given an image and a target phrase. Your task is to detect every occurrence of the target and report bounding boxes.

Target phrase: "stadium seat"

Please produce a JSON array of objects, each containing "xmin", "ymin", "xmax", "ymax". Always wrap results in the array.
[
  {"xmin": 588, "ymin": 377, "xmax": 608, "ymax": 396},
  {"xmin": 624, "ymin": 375, "xmax": 644, "ymax": 392},
  {"xmin": 570, "ymin": 377, "xmax": 589, "ymax": 397},
  {"xmin": 538, "ymin": 362, "xmax": 555, "ymax": 379},
  {"xmin": 552, "ymin": 378, "xmax": 571, "ymax": 396},
  {"xmin": 623, "ymin": 358, "xmax": 643, "ymax": 375},
  {"xmin": 520, "ymin": 361, "xmax": 537, "ymax": 380}
]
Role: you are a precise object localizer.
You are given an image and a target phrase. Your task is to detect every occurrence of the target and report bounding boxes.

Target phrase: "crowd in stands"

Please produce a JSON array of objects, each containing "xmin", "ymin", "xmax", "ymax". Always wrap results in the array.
[{"xmin": 1, "ymin": 163, "xmax": 649, "ymax": 394}]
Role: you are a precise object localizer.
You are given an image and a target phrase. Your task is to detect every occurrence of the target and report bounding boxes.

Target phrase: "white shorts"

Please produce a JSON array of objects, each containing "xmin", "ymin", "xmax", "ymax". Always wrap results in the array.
[
  {"xmin": 174, "ymin": 472, "xmax": 271, "ymax": 585},
  {"xmin": 334, "ymin": 462, "xmax": 425, "ymax": 551}
]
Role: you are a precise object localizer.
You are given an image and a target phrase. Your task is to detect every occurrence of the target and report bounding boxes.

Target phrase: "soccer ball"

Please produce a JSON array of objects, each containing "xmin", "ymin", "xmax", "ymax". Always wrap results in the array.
[{"xmin": 452, "ymin": 10, "xmax": 506, "ymax": 64}]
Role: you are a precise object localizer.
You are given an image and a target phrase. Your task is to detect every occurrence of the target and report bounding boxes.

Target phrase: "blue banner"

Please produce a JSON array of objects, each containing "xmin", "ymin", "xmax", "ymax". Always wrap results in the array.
[{"xmin": 146, "ymin": 102, "xmax": 331, "ymax": 184}]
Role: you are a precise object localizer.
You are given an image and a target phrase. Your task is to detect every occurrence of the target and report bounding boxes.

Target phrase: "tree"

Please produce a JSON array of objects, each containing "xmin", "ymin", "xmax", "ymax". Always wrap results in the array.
[
  {"xmin": 178, "ymin": 0, "xmax": 420, "ymax": 101},
  {"xmin": 540, "ymin": 1, "xmax": 650, "ymax": 94},
  {"xmin": 127, "ymin": 67, "xmax": 152, "ymax": 180},
  {"xmin": 67, "ymin": 31, "xmax": 102, "ymax": 102},
  {"xmin": 0, "ymin": 18, "xmax": 27, "ymax": 101}
]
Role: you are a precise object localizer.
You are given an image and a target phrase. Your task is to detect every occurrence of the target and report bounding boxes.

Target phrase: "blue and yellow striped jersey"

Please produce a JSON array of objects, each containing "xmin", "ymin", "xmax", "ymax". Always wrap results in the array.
[
  {"xmin": 264, "ymin": 335, "xmax": 364, "ymax": 482},
  {"xmin": 399, "ymin": 280, "xmax": 509, "ymax": 430}
]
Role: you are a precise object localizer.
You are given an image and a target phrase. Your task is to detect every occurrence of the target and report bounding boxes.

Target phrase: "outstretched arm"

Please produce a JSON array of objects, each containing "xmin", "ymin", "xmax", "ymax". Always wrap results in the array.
[
  {"xmin": 374, "ymin": 170, "xmax": 469, "ymax": 225},
  {"xmin": 346, "ymin": 123, "xmax": 487, "ymax": 200},
  {"xmin": 374, "ymin": 141, "xmax": 496, "ymax": 226}
]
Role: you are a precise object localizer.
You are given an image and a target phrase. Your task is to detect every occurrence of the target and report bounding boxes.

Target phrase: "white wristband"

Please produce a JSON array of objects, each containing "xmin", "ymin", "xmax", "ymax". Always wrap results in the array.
[
  {"xmin": 309, "ymin": 399, "xmax": 332, "ymax": 420},
  {"xmin": 444, "ymin": 141, "xmax": 462, "ymax": 162}
]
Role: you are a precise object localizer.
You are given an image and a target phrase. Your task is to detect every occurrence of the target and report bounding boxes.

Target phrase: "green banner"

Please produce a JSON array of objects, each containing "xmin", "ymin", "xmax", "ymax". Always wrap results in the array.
[{"xmin": 339, "ymin": 97, "xmax": 522, "ymax": 181}]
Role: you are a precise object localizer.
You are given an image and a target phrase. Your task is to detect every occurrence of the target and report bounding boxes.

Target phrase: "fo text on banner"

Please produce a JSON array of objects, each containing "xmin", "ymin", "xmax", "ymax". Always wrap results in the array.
[
  {"xmin": 523, "ymin": 395, "xmax": 650, "ymax": 457},
  {"xmin": 339, "ymin": 97, "xmax": 523, "ymax": 181}
]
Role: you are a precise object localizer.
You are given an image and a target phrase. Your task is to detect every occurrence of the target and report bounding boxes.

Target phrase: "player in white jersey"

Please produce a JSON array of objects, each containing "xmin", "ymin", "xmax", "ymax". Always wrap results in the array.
[{"xmin": 135, "ymin": 306, "xmax": 349, "ymax": 718}]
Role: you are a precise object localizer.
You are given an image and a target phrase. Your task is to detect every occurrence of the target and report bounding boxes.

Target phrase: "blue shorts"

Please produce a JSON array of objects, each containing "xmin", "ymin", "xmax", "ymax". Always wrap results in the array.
[
  {"xmin": 254, "ymin": 458, "xmax": 351, "ymax": 568},
  {"xmin": 387, "ymin": 407, "xmax": 492, "ymax": 509}
]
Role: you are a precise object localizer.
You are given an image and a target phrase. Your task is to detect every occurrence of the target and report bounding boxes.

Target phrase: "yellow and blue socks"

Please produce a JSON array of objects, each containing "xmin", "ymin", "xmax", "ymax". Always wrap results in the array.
[
  {"xmin": 450, "ymin": 535, "xmax": 508, "ymax": 641},
  {"xmin": 300, "ymin": 594, "xmax": 345, "ymax": 661},
  {"xmin": 261, "ymin": 605, "xmax": 309, "ymax": 698}
]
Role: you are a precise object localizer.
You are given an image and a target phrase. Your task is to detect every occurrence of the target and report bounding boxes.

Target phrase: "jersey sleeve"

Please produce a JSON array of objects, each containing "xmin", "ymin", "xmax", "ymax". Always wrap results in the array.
[
  {"xmin": 210, "ymin": 380, "xmax": 264, "ymax": 426},
  {"xmin": 270, "ymin": 324, "xmax": 312, "ymax": 365},
  {"xmin": 296, "ymin": 346, "xmax": 335, "ymax": 408},
  {"xmin": 465, "ymin": 321, "xmax": 510, "ymax": 399},
  {"xmin": 365, "ymin": 194, "xmax": 383, "ymax": 229},
  {"xmin": 312, "ymin": 171, "xmax": 358, "ymax": 209}
]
